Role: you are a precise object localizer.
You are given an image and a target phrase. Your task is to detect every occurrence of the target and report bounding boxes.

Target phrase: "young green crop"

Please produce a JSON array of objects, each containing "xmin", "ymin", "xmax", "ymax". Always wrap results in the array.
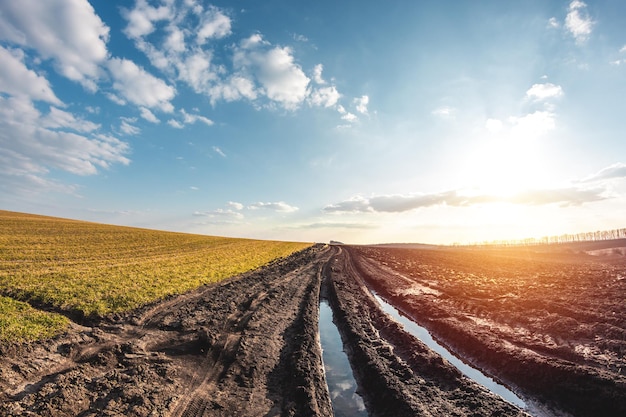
[
  {"xmin": 0, "ymin": 296, "xmax": 69, "ymax": 344},
  {"xmin": 0, "ymin": 210, "xmax": 312, "ymax": 322}
]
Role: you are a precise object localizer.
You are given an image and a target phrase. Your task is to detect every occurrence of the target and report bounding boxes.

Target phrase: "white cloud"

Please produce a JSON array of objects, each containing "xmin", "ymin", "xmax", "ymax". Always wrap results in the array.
[
  {"xmin": 181, "ymin": 109, "xmax": 214, "ymax": 126},
  {"xmin": 164, "ymin": 27, "xmax": 186, "ymax": 53},
  {"xmin": 509, "ymin": 111, "xmax": 556, "ymax": 138},
  {"xmin": 234, "ymin": 36, "xmax": 310, "ymax": 110},
  {"xmin": 43, "ymin": 107, "xmax": 100, "ymax": 132},
  {"xmin": 175, "ymin": 50, "xmax": 218, "ymax": 93},
  {"xmin": 485, "ymin": 118, "xmax": 503, "ymax": 133},
  {"xmin": 621, "ymin": 45, "xmax": 626, "ymax": 53},
  {"xmin": 312, "ymin": 64, "xmax": 326, "ymax": 84},
  {"xmin": 292, "ymin": 33, "xmax": 309, "ymax": 43},
  {"xmin": 107, "ymin": 58, "xmax": 176, "ymax": 112},
  {"xmin": 0, "ymin": 46, "xmax": 63, "ymax": 105},
  {"xmin": 248, "ymin": 201, "xmax": 299, "ymax": 213},
  {"xmin": 196, "ymin": 6, "xmax": 232, "ymax": 44},
  {"xmin": 139, "ymin": 107, "xmax": 159, "ymax": 123},
  {"xmin": 341, "ymin": 112, "xmax": 358, "ymax": 122},
  {"xmin": 0, "ymin": 95, "xmax": 130, "ymax": 195},
  {"xmin": 526, "ymin": 83, "xmax": 564, "ymax": 100},
  {"xmin": 432, "ymin": 106, "xmax": 455, "ymax": 119},
  {"xmin": 120, "ymin": 119, "xmax": 140, "ymax": 135},
  {"xmin": 120, "ymin": 3, "xmax": 343, "ymax": 114},
  {"xmin": 106, "ymin": 93, "xmax": 126, "ymax": 106},
  {"xmin": 354, "ymin": 95, "xmax": 369, "ymax": 114},
  {"xmin": 122, "ymin": 1, "xmax": 231, "ymax": 105},
  {"xmin": 228, "ymin": 201, "xmax": 244, "ymax": 210},
  {"xmin": 193, "ymin": 209, "xmax": 244, "ymax": 220},
  {"xmin": 309, "ymin": 86, "xmax": 341, "ymax": 108},
  {"xmin": 122, "ymin": 0, "xmax": 171, "ymax": 40},
  {"xmin": 213, "ymin": 146, "xmax": 226, "ymax": 157},
  {"xmin": 226, "ymin": 201, "xmax": 243, "ymax": 210},
  {"xmin": 209, "ymin": 75, "xmax": 258, "ymax": 103},
  {"xmin": 323, "ymin": 196, "xmax": 372, "ymax": 213},
  {"xmin": 324, "ymin": 186, "xmax": 608, "ymax": 213},
  {"xmin": 565, "ymin": 0, "xmax": 594, "ymax": 44},
  {"xmin": 548, "ymin": 17, "xmax": 560, "ymax": 28},
  {"xmin": 0, "ymin": 0, "xmax": 109, "ymax": 91},
  {"xmin": 167, "ymin": 119, "xmax": 184, "ymax": 129},
  {"xmin": 580, "ymin": 162, "xmax": 626, "ymax": 183}
]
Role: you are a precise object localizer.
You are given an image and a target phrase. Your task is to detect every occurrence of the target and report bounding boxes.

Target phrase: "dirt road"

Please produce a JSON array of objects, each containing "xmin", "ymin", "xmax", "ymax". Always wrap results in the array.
[
  {"xmin": 0, "ymin": 245, "xmax": 333, "ymax": 417},
  {"xmin": 4, "ymin": 242, "xmax": 615, "ymax": 416}
]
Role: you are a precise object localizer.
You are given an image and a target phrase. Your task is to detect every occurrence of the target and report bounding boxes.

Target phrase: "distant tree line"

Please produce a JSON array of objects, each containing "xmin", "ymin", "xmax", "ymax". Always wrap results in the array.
[{"xmin": 458, "ymin": 227, "xmax": 626, "ymax": 248}]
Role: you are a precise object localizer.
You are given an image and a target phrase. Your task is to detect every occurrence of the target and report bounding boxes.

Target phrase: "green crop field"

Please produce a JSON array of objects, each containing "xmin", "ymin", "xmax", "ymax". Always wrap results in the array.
[{"xmin": 0, "ymin": 210, "xmax": 311, "ymax": 343}]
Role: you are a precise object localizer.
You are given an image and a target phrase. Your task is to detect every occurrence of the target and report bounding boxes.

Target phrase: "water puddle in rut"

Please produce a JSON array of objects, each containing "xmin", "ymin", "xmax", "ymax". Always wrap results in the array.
[
  {"xmin": 371, "ymin": 293, "xmax": 526, "ymax": 409},
  {"xmin": 318, "ymin": 299, "xmax": 368, "ymax": 417}
]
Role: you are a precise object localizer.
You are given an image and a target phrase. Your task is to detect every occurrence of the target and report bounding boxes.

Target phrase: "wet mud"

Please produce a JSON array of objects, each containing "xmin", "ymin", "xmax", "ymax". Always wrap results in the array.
[{"xmin": 2, "ymin": 242, "xmax": 623, "ymax": 416}]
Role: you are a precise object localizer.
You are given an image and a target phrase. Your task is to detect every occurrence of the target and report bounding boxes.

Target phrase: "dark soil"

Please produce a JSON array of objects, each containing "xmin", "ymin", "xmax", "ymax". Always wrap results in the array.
[
  {"xmin": 323, "ymin": 246, "xmax": 527, "ymax": 417},
  {"xmin": 347, "ymin": 244, "xmax": 626, "ymax": 417},
  {"xmin": 3, "ymin": 242, "xmax": 621, "ymax": 416}
]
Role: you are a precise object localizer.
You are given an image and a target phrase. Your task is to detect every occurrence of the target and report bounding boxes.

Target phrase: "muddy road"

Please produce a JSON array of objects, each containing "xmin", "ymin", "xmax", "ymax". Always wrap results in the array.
[{"xmin": 2, "ymin": 243, "xmax": 619, "ymax": 416}]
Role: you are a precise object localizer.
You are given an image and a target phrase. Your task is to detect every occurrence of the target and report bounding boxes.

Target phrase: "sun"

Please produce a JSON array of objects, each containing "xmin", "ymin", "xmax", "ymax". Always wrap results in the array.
[{"xmin": 461, "ymin": 133, "xmax": 556, "ymax": 199}]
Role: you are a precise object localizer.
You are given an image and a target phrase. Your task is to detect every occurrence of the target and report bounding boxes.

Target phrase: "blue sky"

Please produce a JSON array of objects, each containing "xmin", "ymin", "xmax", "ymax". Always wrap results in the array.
[{"xmin": 1, "ymin": 0, "xmax": 625, "ymax": 244}]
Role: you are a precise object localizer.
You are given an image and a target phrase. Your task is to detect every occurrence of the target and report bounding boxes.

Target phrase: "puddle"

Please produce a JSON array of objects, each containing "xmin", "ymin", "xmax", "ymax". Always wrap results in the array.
[
  {"xmin": 372, "ymin": 293, "xmax": 527, "ymax": 409},
  {"xmin": 318, "ymin": 299, "xmax": 368, "ymax": 417}
]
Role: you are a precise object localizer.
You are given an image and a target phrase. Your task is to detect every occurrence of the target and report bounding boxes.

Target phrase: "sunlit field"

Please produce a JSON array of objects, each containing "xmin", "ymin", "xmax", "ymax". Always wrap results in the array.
[{"xmin": 0, "ymin": 210, "xmax": 311, "ymax": 340}]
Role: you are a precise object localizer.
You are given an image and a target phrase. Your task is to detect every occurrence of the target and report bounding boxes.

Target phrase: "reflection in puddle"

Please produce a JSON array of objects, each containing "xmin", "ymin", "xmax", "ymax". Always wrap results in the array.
[
  {"xmin": 318, "ymin": 300, "xmax": 368, "ymax": 417},
  {"xmin": 372, "ymin": 293, "xmax": 527, "ymax": 409}
]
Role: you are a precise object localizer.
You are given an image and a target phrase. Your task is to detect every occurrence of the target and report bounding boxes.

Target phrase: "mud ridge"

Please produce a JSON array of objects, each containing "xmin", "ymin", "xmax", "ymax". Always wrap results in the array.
[{"xmin": 324, "ymin": 246, "xmax": 527, "ymax": 417}]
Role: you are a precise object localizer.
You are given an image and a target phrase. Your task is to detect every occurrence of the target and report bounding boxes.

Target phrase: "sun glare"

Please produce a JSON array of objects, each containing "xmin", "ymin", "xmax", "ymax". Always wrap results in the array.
[{"xmin": 462, "ymin": 133, "xmax": 556, "ymax": 198}]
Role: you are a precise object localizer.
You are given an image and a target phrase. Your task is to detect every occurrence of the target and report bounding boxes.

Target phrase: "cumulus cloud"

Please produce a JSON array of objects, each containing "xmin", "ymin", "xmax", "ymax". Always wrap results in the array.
[
  {"xmin": 107, "ymin": 57, "xmax": 176, "ymax": 112},
  {"xmin": 309, "ymin": 86, "xmax": 341, "ymax": 108},
  {"xmin": 139, "ymin": 107, "xmax": 159, "ymax": 123},
  {"xmin": 354, "ymin": 95, "xmax": 369, "ymax": 114},
  {"xmin": 227, "ymin": 201, "xmax": 244, "ymax": 210},
  {"xmin": 0, "ymin": 46, "xmax": 63, "ymax": 105},
  {"xmin": 324, "ymin": 186, "xmax": 608, "ymax": 213},
  {"xmin": 119, "ymin": 2, "xmax": 351, "ymax": 115},
  {"xmin": 293, "ymin": 222, "xmax": 377, "ymax": 230},
  {"xmin": 167, "ymin": 119, "xmax": 184, "ymax": 129},
  {"xmin": 509, "ymin": 110, "xmax": 556, "ymax": 138},
  {"xmin": 0, "ymin": 0, "xmax": 109, "ymax": 91},
  {"xmin": 526, "ymin": 83, "xmax": 564, "ymax": 101},
  {"xmin": 248, "ymin": 201, "xmax": 299, "ymax": 213},
  {"xmin": 580, "ymin": 163, "xmax": 626, "ymax": 183},
  {"xmin": 43, "ymin": 107, "xmax": 100, "ymax": 132},
  {"xmin": 181, "ymin": 109, "xmax": 214, "ymax": 126},
  {"xmin": 548, "ymin": 17, "xmax": 560, "ymax": 28},
  {"xmin": 485, "ymin": 118, "xmax": 503, "ymax": 133},
  {"xmin": 197, "ymin": 6, "xmax": 232, "ymax": 44},
  {"xmin": 0, "ymin": 95, "xmax": 130, "ymax": 194},
  {"xmin": 323, "ymin": 196, "xmax": 372, "ymax": 213},
  {"xmin": 312, "ymin": 64, "xmax": 326, "ymax": 84},
  {"xmin": 122, "ymin": 0, "xmax": 171, "ymax": 40},
  {"xmin": 193, "ymin": 209, "xmax": 244, "ymax": 220},
  {"xmin": 565, "ymin": 1, "xmax": 594, "ymax": 44},
  {"xmin": 234, "ymin": 35, "xmax": 310, "ymax": 110},
  {"xmin": 120, "ymin": 118, "xmax": 140, "ymax": 135}
]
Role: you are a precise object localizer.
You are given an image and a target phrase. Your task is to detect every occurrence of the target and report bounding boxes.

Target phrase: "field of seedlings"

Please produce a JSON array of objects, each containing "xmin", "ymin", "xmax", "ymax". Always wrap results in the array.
[{"xmin": 0, "ymin": 210, "xmax": 310, "ymax": 338}]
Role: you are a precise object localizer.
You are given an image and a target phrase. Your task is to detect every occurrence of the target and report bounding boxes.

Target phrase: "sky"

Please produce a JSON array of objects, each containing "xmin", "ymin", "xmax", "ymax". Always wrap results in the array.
[{"xmin": 1, "ymin": 0, "xmax": 625, "ymax": 245}]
